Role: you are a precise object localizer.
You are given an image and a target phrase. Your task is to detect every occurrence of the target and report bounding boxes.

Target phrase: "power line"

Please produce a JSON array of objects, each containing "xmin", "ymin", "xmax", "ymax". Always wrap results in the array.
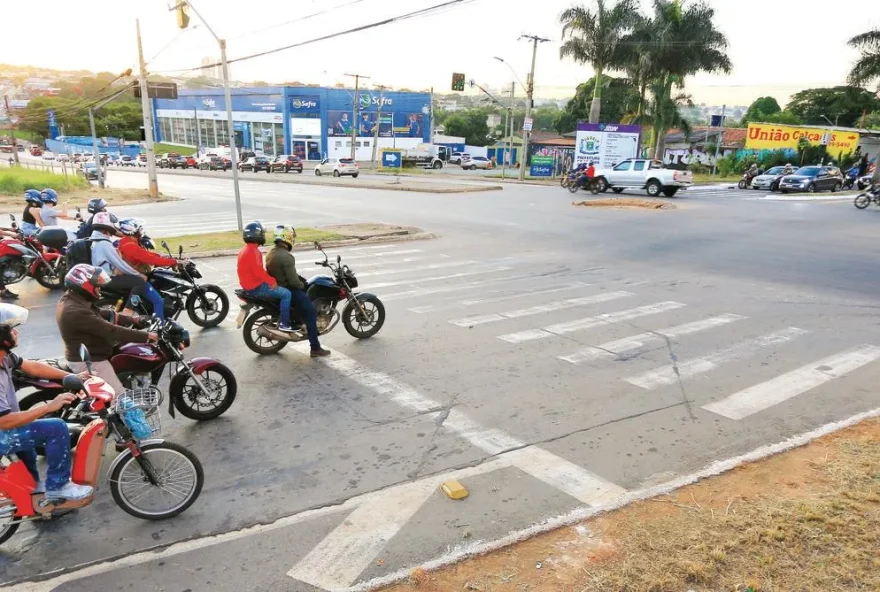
[{"xmin": 228, "ymin": 0, "xmax": 369, "ymax": 41}]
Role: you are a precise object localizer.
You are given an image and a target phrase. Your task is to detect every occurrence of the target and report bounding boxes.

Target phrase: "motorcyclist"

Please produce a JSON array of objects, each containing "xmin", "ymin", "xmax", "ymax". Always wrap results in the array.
[
  {"xmin": 783, "ymin": 163, "xmax": 794, "ymax": 175},
  {"xmin": 39, "ymin": 189, "xmax": 78, "ymax": 236},
  {"xmin": 0, "ymin": 303, "xmax": 94, "ymax": 500},
  {"xmin": 56, "ymin": 264, "xmax": 157, "ymax": 395},
  {"xmin": 89, "ymin": 212, "xmax": 165, "ymax": 320},
  {"xmin": 747, "ymin": 163, "xmax": 759, "ymax": 179},
  {"xmin": 117, "ymin": 218, "xmax": 179, "ymax": 276},
  {"xmin": 237, "ymin": 221, "xmax": 295, "ymax": 333},
  {"xmin": 75, "ymin": 197, "xmax": 108, "ymax": 239},
  {"xmin": 871, "ymin": 158, "xmax": 880, "ymax": 196},
  {"xmin": 265, "ymin": 225, "xmax": 330, "ymax": 357},
  {"xmin": 21, "ymin": 189, "xmax": 44, "ymax": 237}
]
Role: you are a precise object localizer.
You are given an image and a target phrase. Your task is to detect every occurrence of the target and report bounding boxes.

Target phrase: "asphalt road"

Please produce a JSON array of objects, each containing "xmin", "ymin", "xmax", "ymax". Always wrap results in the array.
[{"xmin": 3, "ymin": 171, "xmax": 879, "ymax": 592}]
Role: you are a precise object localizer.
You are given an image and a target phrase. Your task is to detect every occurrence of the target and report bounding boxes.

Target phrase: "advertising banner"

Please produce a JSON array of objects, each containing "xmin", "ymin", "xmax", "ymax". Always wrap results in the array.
[
  {"xmin": 746, "ymin": 123, "xmax": 859, "ymax": 154},
  {"xmin": 529, "ymin": 155, "xmax": 554, "ymax": 177},
  {"xmin": 290, "ymin": 95, "xmax": 320, "ymax": 116},
  {"xmin": 47, "ymin": 110, "xmax": 58, "ymax": 140},
  {"xmin": 328, "ymin": 110, "xmax": 421, "ymax": 138},
  {"xmin": 575, "ymin": 122, "xmax": 640, "ymax": 169}
]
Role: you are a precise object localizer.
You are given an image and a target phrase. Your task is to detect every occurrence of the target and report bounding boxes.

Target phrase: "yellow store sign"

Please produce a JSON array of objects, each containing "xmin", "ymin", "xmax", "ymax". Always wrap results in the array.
[{"xmin": 746, "ymin": 123, "xmax": 860, "ymax": 154}]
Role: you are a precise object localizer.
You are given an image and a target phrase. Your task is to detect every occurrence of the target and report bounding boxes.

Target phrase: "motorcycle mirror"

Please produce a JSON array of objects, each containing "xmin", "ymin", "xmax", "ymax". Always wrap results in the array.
[
  {"xmin": 79, "ymin": 344, "xmax": 93, "ymax": 375},
  {"xmin": 314, "ymin": 241, "xmax": 321, "ymax": 250},
  {"xmin": 178, "ymin": 245, "xmax": 183, "ymax": 258},
  {"xmin": 62, "ymin": 374, "xmax": 85, "ymax": 395},
  {"xmin": 337, "ymin": 255, "xmax": 341, "ymax": 264}
]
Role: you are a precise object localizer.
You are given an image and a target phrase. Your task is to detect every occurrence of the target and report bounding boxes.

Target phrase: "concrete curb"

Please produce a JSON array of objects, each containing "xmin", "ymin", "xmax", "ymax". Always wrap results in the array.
[
  {"xmin": 109, "ymin": 167, "xmax": 502, "ymax": 194},
  {"xmin": 183, "ymin": 231, "xmax": 436, "ymax": 259}
]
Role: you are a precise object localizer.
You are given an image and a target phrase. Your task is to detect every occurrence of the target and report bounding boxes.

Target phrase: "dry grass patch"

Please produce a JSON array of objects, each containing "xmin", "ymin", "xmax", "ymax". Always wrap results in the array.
[{"xmin": 574, "ymin": 198, "xmax": 675, "ymax": 210}]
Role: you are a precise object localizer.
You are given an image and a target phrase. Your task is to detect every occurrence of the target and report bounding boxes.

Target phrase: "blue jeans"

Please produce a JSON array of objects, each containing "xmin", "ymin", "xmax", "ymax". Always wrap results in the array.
[
  {"xmin": 246, "ymin": 283, "xmax": 292, "ymax": 327},
  {"xmin": 291, "ymin": 289, "xmax": 321, "ymax": 350},
  {"xmin": 143, "ymin": 282, "xmax": 165, "ymax": 320},
  {"xmin": 0, "ymin": 419, "xmax": 72, "ymax": 491}
]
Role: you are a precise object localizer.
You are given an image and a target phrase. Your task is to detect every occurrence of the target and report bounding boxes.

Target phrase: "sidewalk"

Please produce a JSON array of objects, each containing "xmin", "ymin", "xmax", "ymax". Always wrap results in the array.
[{"xmin": 379, "ymin": 417, "xmax": 880, "ymax": 591}]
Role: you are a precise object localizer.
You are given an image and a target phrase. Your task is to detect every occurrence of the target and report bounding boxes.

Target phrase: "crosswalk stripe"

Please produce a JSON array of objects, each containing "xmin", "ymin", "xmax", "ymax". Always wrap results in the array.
[
  {"xmin": 499, "ymin": 301, "xmax": 685, "ymax": 344},
  {"xmin": 702, "ymin": 344, "xmax": 880, "ymax": 420},
  {"xmin": 350, "ymin": 256, "xmax": 425, "ymax": 269},
  {"xmin": 559, "ymin": 313, "xmax": 747, "ymax": 364},
  {"xmin": 625, "ymin": 327, "xmax": 809, "ymax": 390},
  {"xmin": 408, "ymin": 282, "xmax": 591, "ymax": 314},
  {"xmin": 379, "ymin": 272, "xmax": 542, "ymax": 301},
  {"xmin": 450, "ymin": 291, "xmax": 633, "ymax": 328},
  {"xmin": 363, "ymin": 266, "xmax": 514, "ymax": 290},
  {"xmin": 357, "ymin": 260, "xmax": 475, "ymax": 279}
]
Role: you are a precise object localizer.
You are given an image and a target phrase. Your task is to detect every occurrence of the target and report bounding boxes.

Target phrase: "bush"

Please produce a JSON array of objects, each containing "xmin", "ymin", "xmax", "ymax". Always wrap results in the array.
[
  {"xmin": 715, "ymin": 156, "xmax": 735, "ymax": 177},
  {"xmin": 688, "ymin": 162, "xmax": 711, "ymax": 175},
  {"xmin": 0, "ymin": 167, "xmax": 87, "ymax": 195}
]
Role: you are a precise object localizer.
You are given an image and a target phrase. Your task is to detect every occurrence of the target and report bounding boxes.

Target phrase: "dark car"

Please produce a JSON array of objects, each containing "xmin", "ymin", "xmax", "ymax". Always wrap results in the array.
[
  {"xmin": 240, "ymin": 156, "xmax": 271, "ymax": 172},
  {"xmin": 159, "ymin": 152, "xmax": 186, "ymax": 169},
  {"xmin": 198, "ymin": 156, "xmax": 225, "ymax": 171},
  {"xmin": 778, "ymin": 165, "xmax": 844, "ymax": 194},
  {"xmin": 270, "ymin": 155, "xmax": 303, "ymax": 173}
]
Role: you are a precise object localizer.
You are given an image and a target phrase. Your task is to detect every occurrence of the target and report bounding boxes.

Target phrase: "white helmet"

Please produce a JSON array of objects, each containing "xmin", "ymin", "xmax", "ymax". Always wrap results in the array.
[
  {"xmin": 0, "ymin": 303, "xmax": 28, "ymax": 351},
  {"xmin": 119, "ymin": 218, "xmax": 145, "ymax": 237}
]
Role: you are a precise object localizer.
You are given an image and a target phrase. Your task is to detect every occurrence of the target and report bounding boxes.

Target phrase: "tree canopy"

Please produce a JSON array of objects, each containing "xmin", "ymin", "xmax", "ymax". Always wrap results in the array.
[{"xmin": 785, "ymin": 86, "xmax": 880, "ymax": 128}]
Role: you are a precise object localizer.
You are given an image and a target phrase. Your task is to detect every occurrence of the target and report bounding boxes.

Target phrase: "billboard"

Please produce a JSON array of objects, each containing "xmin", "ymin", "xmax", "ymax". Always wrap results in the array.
[
  {"xmin": 746, "ymin": 123, "xmax": 859, "ymax": 154},
  {"xmin": 328, "ymin": 111, "xmax": 421, "ymax": 138},
  {"xmin": 575, "ymin": 122, "xmax": 640, "ymax": 169}
]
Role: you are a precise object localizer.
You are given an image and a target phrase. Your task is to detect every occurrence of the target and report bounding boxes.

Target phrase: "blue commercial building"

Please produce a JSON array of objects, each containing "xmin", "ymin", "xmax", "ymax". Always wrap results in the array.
[{"xmin": 152, "ymin": 86, "xmax": 432, "ymax": 161}]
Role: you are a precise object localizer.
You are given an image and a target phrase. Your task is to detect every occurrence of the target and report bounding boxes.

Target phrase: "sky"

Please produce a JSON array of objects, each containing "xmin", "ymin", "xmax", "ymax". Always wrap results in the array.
[{"xmin": 4, "ymin": 0, "xmax": 878, "ymax": 108}]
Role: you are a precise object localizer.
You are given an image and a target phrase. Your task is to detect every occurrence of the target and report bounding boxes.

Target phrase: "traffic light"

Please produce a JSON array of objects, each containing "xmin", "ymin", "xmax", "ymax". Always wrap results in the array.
[
  {"xmin": 451, "ymin": 73, "xmax": 465, "ymax": 92},
  {"xmin": 176, "ymin": 1, "xmax": 190, "ymax": 29}
]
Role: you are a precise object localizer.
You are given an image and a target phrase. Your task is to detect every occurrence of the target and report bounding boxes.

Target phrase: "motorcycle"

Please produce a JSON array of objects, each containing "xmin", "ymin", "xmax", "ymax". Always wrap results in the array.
[
  {"xmin": 567, "ymin": 173, "xmax": 600, "ymax": 195},
  {"xmin": 853, "ymin": 187, "xmax": 880, "ymax": 209},
  {"xmin": 857, "ymin": 174, "xmax": 873, "ymax": 191},
  {"xmin": 0, "ymin": 347, "xmax": 204, "ymax": 546},
  {"xmin": 16, "ymin": 305, "xmax": 237, "ymax": 422},
  {"xmin": 235, "ymin": 242, "xmax": 386, "ymax": 355},
  {"xmin": 738, "ymin": 169, "xmax": 761, "ymax": 189},
  {"xmin": 0, "ymin": 215, "xmax": 67, "ymax": 290},
  {"xmin": 843, "ymin": 167, "xmax": 860, "ymax": 190},
  {"xmin": 98, "ymin": 241, "xmax": 229, "ymax": 328}
]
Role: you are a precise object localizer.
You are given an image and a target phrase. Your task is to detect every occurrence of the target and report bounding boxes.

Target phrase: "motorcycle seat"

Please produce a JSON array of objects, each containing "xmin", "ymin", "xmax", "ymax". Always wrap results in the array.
[{"xmin": 234, "ymin": 289, "xmax": 279, "ymax": 308}]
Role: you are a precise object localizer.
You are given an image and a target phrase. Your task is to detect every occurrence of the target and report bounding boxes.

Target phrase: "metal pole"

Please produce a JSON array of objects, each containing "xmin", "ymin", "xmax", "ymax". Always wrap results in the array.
[
  {"xmin": 508, "ymin": 81, "xmax": 515, "ymax": 178},
  {"xmin": 429, "ymin": 86, "xmax": 435, "ymax": 147},
  {"xmin": 136, "ymin": 19, "xmax": 159, "ymax": 199},
  {"xmin": 518, "ymin": 35, "xmax": 549, "ymax": 181},
  {"xmin": 194, "ymin": 107, "xmax": 201, "ymax": 155},
  {"xmin": 371, "ymin": 85, "xmax": 384, "ymax": 164},
  {"xmin": 711, "ymin": 104, "xmax": 726, "ymax": 176},
  {"xmin": 219, "ymin": 41, "xmax": 243, "ymax": 231},
  {"xmin": 89, "ymin": 108, "xmax": 105, "ymax": 188},
  {"xmin": 3, "ymin": 96, "xmax": 20, "ymax": 166}
]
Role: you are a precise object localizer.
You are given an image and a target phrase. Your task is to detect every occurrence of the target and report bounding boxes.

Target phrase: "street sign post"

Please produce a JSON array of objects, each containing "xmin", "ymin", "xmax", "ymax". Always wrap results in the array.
[
  {"xmin": 523, "ymin": 117, "xmax": 533, "ymax": 132},
  {"xmin": 380, "ymin": 149, "xmax": 402, "ymax": 169}
]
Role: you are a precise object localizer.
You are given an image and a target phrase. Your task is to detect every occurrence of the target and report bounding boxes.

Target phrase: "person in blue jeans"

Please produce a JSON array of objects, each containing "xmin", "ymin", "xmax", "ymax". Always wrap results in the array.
[
  {"xmin": 0, "ymin": 303, "xmax": 93, "ymax": 500},
  {"xmin": 237, "ymin": 221, "xmax": 295, "ymax": 332}
]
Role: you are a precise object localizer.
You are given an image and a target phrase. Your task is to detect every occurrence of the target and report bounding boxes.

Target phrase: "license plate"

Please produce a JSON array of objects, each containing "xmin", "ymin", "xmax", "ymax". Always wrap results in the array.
[{"xmin": 235, "ymin": 308, "xmax": 247, "ymax": 328}]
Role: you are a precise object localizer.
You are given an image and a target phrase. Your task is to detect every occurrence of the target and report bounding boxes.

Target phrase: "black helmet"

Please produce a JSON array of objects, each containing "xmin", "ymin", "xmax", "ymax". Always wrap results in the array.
[
  {"xmin": 243, "ymin": 221, "xmax": 265, "ymax": 245},
  {"xmin": 87, "ymin": 197, "xmax": 108, "ymax": 214}
]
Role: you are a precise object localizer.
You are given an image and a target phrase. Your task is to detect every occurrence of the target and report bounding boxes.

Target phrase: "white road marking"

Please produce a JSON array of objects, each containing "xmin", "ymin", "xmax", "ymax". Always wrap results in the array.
[
  {"xmin": 625, "ymin": 327, "xmax": 809, "ymax": 390},
  {"xmin": 559, "ymin": 313, "xmax": 746, "ymax": 364},
  {"xmin": 349, "ymin": 256, "xmax": 425, "ymax": 269},
  {"xmin": 702, "ymin": 344, "xmax": 880, "ymax": 420},
  {"xmin": 357, "ymin": 260, "xmax": 475, "ymax": 278},
  {"xmin": 362, "ymin": 266, "xmax": 514, "ymax": 290},
  {"xmin": 380, "ymin": 272, "xmax": 543, "ymax": 301},
  {"xmin": 449, "ymin": 291, "xmax": 632, "ymax": 327},
  {"xmin": 499, "ymin": 301, "xmax": 685, "ymax": 344},
  {"xmin": 408, "ymin": 282, "xmax": 591, "ymax": 314}
]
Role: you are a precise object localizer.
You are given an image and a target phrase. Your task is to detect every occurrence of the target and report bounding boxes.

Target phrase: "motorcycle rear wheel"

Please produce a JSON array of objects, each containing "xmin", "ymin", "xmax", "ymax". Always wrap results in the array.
[
  {"xmin": 34, "ymin": 260, "xmax": 65, "ymax": 290},
  {"xmin": 0, "ymin": 518, "xmax": 19, "ymax": 546},
  {"xmin": 243, "ymin": 309, "xmax": 288, "ymax": 355},
  {"xmin": 110, "ymin": 441, "xmax": 203, "ymax": 520},
  {"xmin": 342, "ymin": 295, "xmax": 385, "ymax": 339}
]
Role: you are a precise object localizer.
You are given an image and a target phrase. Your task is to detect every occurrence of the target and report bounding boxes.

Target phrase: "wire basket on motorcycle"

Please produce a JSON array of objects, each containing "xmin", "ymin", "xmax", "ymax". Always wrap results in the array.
[{"xmin": 114, "ymin": 387, "xmax": 161, "ymax": 438}]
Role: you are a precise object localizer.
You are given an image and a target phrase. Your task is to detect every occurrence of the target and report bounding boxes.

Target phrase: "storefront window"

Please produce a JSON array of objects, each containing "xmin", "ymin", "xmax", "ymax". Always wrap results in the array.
[
  {"xmin": 199, "ymin": 118, "xmax": 213, "ymax": 148},
  {"xmin": 215, "ymin": 120, "xmax": 230, "ymax": 146}
]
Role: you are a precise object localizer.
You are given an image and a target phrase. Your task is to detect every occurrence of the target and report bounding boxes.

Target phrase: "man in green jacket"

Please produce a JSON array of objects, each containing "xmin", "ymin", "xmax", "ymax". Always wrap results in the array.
[{"xmin": 265, "ymin": 225, "xmax": 330, "ymax": 358}]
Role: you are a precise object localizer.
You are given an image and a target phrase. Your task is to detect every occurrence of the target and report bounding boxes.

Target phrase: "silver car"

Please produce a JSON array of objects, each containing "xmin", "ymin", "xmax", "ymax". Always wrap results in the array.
[{"xmin": 751, "ymin": 166, "xmax": 793, "ymax": 192}]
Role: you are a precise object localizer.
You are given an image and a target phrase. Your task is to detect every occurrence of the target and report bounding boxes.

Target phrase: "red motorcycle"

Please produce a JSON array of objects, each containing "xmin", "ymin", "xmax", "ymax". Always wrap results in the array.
[
  {"xmin": 16, "ymin": 314, "xmax": 237, "ymax": 423},
  {"xmin": 1, "ymin": 356, "xmax": 204, "ymax": 545},
  {"xmin": 0, "ymin": 215, "xmax": 67, "ymax": 290}
]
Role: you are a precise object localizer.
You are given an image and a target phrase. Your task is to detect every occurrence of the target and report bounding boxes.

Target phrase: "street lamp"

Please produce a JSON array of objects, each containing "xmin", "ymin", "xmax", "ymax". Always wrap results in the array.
[
  {"xmin": 821, "ymin": 113, "xmax": 843, "ymax": 127},
  {"xmin": 493, "ymin": 57, "xmax": 528, "ymax": 94},
  {"xmin": 493, "ymin": 57, "xmax": 527, "ymax": 180}
]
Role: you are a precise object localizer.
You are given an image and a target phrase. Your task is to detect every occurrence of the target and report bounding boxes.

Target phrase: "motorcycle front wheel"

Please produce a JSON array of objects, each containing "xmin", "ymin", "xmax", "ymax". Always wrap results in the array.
[
  {"xmin": 342, "ymin": 295, "xmax": 385, "ymax": 339},
  {"xmin": 171, "ymin": 363, "xmax": 237, "ymax": 421},
  {"xmin": 186, "ymin": 285, "xmax": 229, "ymax": 328},
  {"xmin": 854, "ymin": 193, "xmax": 871, "ymax": 209},
  {"xmin": 33, "ymin": 259, "xmax": 65, "ymax": 290},
  {"xmin": 110, "ymin": 441, "xmax": 203, "ymax": 520},
  {"xmin": 242, "ymin": 309, "xmax": 288, "ymax": 355}
]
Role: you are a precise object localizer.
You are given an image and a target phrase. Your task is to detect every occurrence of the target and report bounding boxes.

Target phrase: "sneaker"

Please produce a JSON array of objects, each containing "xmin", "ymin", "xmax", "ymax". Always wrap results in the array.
[
  {"xmin": 1, "ymin": 290, "xmax": 19, "ymax": 301},
  {"xmin": 277, "ymin": 324, "xmax": 297, "ymax": 333},
  {"xmin": 45, "ymin": 481, "xmax": 93, "ymax": 501},
  {"xmin": 310, "ymin": 348, "xmax": 331, "ymax": 358}
]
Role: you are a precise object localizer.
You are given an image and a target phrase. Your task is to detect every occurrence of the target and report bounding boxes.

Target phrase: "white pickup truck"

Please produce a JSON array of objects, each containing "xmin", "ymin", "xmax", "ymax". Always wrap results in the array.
[{"xmin": 592, "ymin": 159, "xmax": 693, "ymax": 197}]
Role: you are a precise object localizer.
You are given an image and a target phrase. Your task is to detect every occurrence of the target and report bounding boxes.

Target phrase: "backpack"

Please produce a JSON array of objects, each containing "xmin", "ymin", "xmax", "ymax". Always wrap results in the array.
[{"xmin": 66, "ymin": 238, "xmax": 93, "ymax": 268}]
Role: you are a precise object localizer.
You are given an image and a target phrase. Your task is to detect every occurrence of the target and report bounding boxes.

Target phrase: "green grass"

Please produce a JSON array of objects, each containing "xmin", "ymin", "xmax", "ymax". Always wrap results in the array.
[
  {"xmin": 157, "ymin": 228, "xmax": 345, "ymax": 254},
  {"xmin": 153, "ymin": 143, "xmax": 197, "ymax": 155},
  {"xmin": 0, "ymin": 166, "xmax": 87, "ymax": 195},
  {"xmin": 692, "ymin": 173, "xmax": 739, "ymax": 184}
]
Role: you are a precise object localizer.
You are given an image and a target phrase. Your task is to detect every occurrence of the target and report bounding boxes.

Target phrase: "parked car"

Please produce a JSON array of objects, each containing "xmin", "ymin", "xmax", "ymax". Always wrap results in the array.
[
  {"xmin": 270, "ymin": 155, "xmax": 303, "ymax": 173},
  {"xmin": 462, "ymin": 156, "xmax": 491, "ymax": 170},
  {"xmin": 750, "ymin": 166, "xmax": 792, "ymax": 192},
  {"xmin": 240, "ymin": 156, "xmax": 271, "ymax": 172},
  {"xmin": 314, "ymin": 157, "xmax": 359, "ymax": 177},
  {"xmin": 592, "ymin": 158, "xmax": 693, "ymax": 197},
  {"xmin": 778, "ymin": 165, "xmax": 843, "ymax": 194},
  {"xmin": 41, "ymin": 151, "xmax": 56, "ymax": 161},
  {"xmin": 198, "ymin": 156, "xmax": 225, "ymax": 171},
  {"xmin": 449, "ymin": 152, "xmax": 470, "ymax": 165}
]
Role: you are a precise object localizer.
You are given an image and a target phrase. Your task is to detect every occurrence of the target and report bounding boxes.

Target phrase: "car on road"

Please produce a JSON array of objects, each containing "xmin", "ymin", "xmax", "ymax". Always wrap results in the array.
[
  {"xmin": 29, "ymin": 147, "xmax": 42, "ymax": 157},
  {"xmin": 778, "ymin": 165, "xmax": 843, "ymax": 194},
  {"xmin": 15, "ymin": 144, "xmax": 24, "ymax": 152},
  {"xmin": 592, "ymin": 158, "xmax": 693, "ymax": 197},
  {"xmin": 56, "ymin": 154, "xmax": 70, "ymax": 162},
  {"xmin": 0, "ymin": 145, "xmax": 13, "ymax": 154},
  {"xmin": 80, "ymin": 162, "xmax": 98, "ymax": 180},
  {"xmin": 118, "ymin": 155, "xmax": 137, "ymax": 167},
  {"xmin": 449, "ymin": 152, "xmax": 469, "ymax": 165},
  {"xmin": 158, "ymin": 153, "xmax": 186, "ymax": 169},
  {"xmin": 137, "ymin": 153, "xmax": 148, "ymax": 167},
  {"xmin": 270, "ymin": 155, "xmax": 303, "ymax": 173},
  {"xmin": 198, "ymin": 155, "xmax": 225, "ymax": 171},
  {"xmin": 41, "ymin": 151, "xmax": 56, "ymax": 161},
  {"xmin": 185, "ymin": 155, "xmax": 198, "ymax": 168},
  {"xmin": 314, "ymin": 157, "xmax": 359, "ymax": 177},
  {"xmin": 750, "ymin": 166, "xmax": 792, "ymax": 192},
  {"xmin": 462, "ymin": 156, "xmax": 492, "ymax": 170},
  {"xmin": 240, "ymin": 156, "xmax": 271, "ymax": 172}
]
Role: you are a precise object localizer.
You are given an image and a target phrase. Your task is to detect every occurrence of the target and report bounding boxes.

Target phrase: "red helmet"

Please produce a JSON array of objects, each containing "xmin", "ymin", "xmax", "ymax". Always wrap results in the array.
[{"xmin": 65, "ymin": 264, "xmax": 110, "ymax": 300}]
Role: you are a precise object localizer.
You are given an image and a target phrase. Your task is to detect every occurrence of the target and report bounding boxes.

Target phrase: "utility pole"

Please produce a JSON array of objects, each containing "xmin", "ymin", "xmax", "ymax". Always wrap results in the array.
[
  {"xmin": 711, "ymin": 104, "xmax": 726, "ymax": 176},
  {"xmin": 3, "ymin": 96, "xmax": 20, "ymax": 166},
  {"xmin": 136, "ymin": 19, "xmax": 159, "ymax": 199},
  {"xmin": 194, "ymin": 107, "xmax": 201, "ymax": 154},
  {"xmin": 371, "ymin": 85, "xmax": 386, "ymax": 163},
  {"xmin": 345, "ymin": 73, "xmax": 369, "ymax": 161},
  {"xmin": 88, "ymin": 109, "xmax": 104, "ymax": 188},
  {"xmin": 429, "ymin": 86, "xmax": 435, "ymax": 147},
  {"xmin": 518, "ymin": 34, "xmax": 549, "ymax": 181}
]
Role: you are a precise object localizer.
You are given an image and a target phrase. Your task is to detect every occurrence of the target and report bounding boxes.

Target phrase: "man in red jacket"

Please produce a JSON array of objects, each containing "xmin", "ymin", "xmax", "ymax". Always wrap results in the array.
[
  {"xmin": 117, "ymin": 218, "xmax": 179, "ymax": 274},
  {"xmin": 237, "ymin": 221, "xmax": 294, "ymax": 332}
]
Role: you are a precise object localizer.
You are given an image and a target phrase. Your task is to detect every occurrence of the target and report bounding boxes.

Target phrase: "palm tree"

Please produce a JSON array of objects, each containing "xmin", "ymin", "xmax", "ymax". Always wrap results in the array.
[
  {"xmin": 559, "ymin": 0, "xmax": 640, "ymax": 124},
  {"xmin": 848, "ymin": 29, "xmax": 880, "ymax": 89}
]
